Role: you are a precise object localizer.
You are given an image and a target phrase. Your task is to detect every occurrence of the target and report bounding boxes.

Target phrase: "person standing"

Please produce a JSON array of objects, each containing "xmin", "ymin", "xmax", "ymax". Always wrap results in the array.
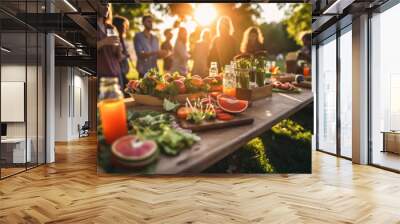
[
  {"xmin": 133, "ymin": 15, "xmax": 167, "ymax": 77},
  {"xmin": 208, "ymin": 16, "xmax": 238, "ymax": 70},
  {"xmin": 112, "ymin": 15, "xmax": 130, "ymax": 91},
  {"xmin": 297, "ymin": 33, "xmax": 311, "ymax": 63},
  {"xmin": 161, "ymin": 28, "xmax": 174, "ymax": 73},
  {"xmin": 97, "ymin": 3, "xmax": 122, "ymax": 80},
  {"xmin": 240, "ymin": 26, "xmax": 265, "ymax": 55},
  {"xmin": 192, "ymin": 28, "xmax": 211, "ymax": 77},
  {"xmin": 171, "ymin": 27, "xmax": 190, "ymax": 75}
]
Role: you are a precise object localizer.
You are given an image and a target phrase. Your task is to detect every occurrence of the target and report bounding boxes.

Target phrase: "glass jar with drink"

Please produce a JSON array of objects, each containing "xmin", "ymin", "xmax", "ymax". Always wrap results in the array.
[
  {"xmin": 237, "ymin": 68, "xmax": 250, "ymax": 89},
  {"xmin": 98, "ymin": 77, "xmax": 128, "ymax": 144},
  {"xmin": 209, "ymin": 61, "xmax": 218, "ymax": 77},
  {"xmin": 223, "ymin": 64, "xmax": 237, "ymax": 96},
  {"xmin": 303, "ymin": 63, "xmax": 310, "ymax": 78}
]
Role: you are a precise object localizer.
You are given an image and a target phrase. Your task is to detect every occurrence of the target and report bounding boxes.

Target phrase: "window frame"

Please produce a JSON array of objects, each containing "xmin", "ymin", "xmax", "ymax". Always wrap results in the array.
[{"xmin": 314, "ymin": 18, "xmax": 353, "ymax": 160}]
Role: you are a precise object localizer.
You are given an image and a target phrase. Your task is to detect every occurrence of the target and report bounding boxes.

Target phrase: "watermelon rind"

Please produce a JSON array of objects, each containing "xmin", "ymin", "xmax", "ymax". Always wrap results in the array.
[
  {"xmin": 112, "ymin": 150, "xmax": 159, "ymax": 168},
  {"xmin": 217, "ymin": 95, "xmax": 248, "ymax": 114},
  {"xmin": 111, "ymin": 135, "xmax": 158, "ymax": 163}
]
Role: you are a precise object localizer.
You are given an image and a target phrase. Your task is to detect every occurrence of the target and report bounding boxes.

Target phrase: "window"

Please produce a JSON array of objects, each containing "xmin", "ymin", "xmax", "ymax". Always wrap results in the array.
[
  {"xmin": 317, "ymin": 35, "xmax": 337, "ymax": 154},
  {"xmin": 339, "ymin": 27, "xmax": 352, "ymax": 158},
  {"xmin": 370, "ymin": 3, "xmax": 400, "ymax": 171},
  {"xmin": 0, "ymin": 1, "xmax": 47, "ymax": 179}
]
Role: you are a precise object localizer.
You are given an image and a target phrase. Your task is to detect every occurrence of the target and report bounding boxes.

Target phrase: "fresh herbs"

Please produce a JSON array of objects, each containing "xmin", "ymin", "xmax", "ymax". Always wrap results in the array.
[
  {"xmin": 128, "ymin": 111, "xmax": 200, "ymax": 156},
  {"xmin": 163, "ymin": 98, "xmax": 180, "ymax": 112},
  {"xmin": 236, "ymin": 58, "xmax": 252, "ymax": 69},
  {"xmin": 185, "ymin": 97, "xmax": 216, "ymax": 124}
]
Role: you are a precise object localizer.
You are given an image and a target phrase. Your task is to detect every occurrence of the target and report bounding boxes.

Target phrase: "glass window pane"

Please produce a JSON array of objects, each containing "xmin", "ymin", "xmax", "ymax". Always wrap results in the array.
[
  {"xmin": 339, "ymin": 28, "xmax": 352, "ymax": 158},
  {"xmin": 317, "ymin": 36, "xmax": 337, "ymax": 154},
  {"xmin": 27, "ymin": 31, "xmax": 38, "ymax": 169},
  {"xmin": 1, "ymin": 32, "xmax": 27, "ymax": 177},
  {"xmin": 38, "ymin": 33, "xmax": 45, "ymax": 165},
  {"xmin": 371, "ymin": 3, "xmax": 400, "ymax": 171}
]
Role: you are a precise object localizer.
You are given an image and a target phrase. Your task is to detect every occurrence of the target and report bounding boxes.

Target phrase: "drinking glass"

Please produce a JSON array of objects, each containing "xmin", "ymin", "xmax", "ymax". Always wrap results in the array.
[
  {"xmin": 106, "ymin": 28, "xmax": 118, "ymax": 37},
  {"xmin": 303, "ymin": 63, "xmax": 310, "ymax": 77},
  {"xmin": 223, "ymin": 65, "xmax": 237, "ymax": 96}
]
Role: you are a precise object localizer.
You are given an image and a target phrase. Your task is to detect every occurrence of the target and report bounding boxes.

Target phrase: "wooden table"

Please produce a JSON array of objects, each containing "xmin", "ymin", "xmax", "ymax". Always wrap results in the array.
[
  {"xmin": 381, "ymin": 131, "xmax": 400, "ymax": 154},
  {"xmin": 124, "ymin": 89, "xmax": 313, "ymax": 174}
]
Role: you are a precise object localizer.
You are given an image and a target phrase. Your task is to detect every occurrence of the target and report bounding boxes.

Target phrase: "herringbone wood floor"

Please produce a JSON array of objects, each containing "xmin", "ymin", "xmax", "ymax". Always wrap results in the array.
[{"xmin": 0, "ymin": 135, "xmax": 400, "ymax": 224}]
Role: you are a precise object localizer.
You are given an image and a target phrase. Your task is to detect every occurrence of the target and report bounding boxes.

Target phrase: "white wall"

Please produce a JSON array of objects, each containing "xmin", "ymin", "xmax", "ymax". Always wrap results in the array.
[
  {"xmin": 54, "ymin": 66, "xmax": 69, "ymax": 141},
  {"xmin": 1, "ymin": 65, "xmax": 34, "ymax": 137},
  {"xmin": 1, "ymin": 65, "xmax": 26, "ymax": 144},
  {"xmin": 1, "ymin": 64, "xmax": 46, "ymax": 164},
  {"xmin": 54, "ymin": 67, "xmax": 89, "ymax": 141}
]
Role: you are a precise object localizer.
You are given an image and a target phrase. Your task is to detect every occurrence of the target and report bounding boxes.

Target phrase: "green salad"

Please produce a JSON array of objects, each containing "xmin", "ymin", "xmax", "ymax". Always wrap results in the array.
[{"xmin": 128, "ymin": 111, "xmax": 200, "ymax": 156}]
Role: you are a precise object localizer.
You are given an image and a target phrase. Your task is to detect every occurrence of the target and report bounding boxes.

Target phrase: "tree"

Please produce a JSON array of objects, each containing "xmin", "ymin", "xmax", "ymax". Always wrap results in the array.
[
  {"xmin": 112, "ymin": 3, "xmax": 168, "ymax": 36},
  {"xmin": 260, "ymin": 22, "xmax": 300, "ymax": 56},
  {"xmin": 168, "ymin": 3, "xmax": 193, "ymax": 19},
  {"xmin": 279, "ymin": 3, "xmax": 312, "ymax": 45}
]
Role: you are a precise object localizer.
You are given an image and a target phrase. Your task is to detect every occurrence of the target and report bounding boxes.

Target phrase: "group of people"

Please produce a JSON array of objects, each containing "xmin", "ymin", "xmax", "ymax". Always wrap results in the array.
[
  {"xmin": 132, "ymin": 14, "xmax": 268, "ymax": 78},
  {"xmin": 97, "ymin": 2, "xmax": 311, "ymax": 90},
  {"xmin": 97, "ymin": 3, "xmax": 131, "ymax": 89}
]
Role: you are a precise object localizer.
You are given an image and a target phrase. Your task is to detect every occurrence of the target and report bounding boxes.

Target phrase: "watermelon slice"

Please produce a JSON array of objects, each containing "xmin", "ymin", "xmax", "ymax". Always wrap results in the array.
[
  {"xmin": 111, "ymin": 135, "xmax": 158, "ymax": 167},
  {"xmin": 217, "ymin": 95, "xmax": 249, "ymax": 114}
]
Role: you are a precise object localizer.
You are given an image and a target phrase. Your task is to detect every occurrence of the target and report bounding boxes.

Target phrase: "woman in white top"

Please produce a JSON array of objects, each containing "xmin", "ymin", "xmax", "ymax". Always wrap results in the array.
[
  {"xmin": 171, "ymin": 27, "xmax": 190, "ymax": 75},
  {"xmin": 192, "ymin": 29, "xmax": 211, "ymax": 77}
]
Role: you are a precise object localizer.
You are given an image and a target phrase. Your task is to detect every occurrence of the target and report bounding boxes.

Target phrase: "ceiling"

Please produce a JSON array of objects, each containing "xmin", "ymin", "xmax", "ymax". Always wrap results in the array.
[
  {"xmin": 312, "ymin": 0, "xmax": 390, "ymax": 43},
  {"xmin": 0, "ymin": 0, "xmax": 97, "ymax": 74}
]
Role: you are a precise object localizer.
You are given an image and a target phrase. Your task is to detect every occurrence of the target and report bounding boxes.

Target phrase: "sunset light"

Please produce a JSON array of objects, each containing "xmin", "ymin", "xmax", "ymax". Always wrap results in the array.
[{"xmin": 194, "ymin": 4, "xmax": 217, "ymax": 26}]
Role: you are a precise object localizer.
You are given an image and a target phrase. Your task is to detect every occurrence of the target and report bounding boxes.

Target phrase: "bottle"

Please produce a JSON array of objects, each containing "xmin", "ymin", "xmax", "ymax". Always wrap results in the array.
[
  {"xmin": 98, "ymin": 77, "xmax": 128, "ymax": 144},
  {"xmin": 209, "ymin": 62, "xmax": 218, "ymax": 77},
  {"xmin": 223, "ymin": 64, "xmax": 236, "ymax": 97}
]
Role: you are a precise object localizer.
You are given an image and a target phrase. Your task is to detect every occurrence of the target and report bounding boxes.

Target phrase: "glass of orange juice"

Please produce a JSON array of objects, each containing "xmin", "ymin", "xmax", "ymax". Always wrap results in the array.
[
  {"xmin": 303, "ymin": 64, "xmax": 310, "ymax": 77},
  {"xmin": 98, "ymin": 77, "xmax": 128, "ymax": 144},
  {"xmin": 223, "ymin": 64, "xmax": 236, "ymax": 97}
]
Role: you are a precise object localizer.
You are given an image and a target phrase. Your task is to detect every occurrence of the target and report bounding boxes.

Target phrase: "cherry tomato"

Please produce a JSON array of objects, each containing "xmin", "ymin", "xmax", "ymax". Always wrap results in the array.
[
  {"xmin": 177, "ymin": 107, "xmax": 191, "ymax": 120},
  {"xmin": 210, "ymin": 92, "xmax": 221, "ymax": 99},
  {"xmin": 217, "ymin": 112, "xmax": 234, "ymax": 121}
]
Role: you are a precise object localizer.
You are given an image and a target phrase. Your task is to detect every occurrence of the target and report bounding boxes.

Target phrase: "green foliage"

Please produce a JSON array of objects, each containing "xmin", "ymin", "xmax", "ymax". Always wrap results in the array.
[
  {"xmin": 205, "ymin": 105, "xmax": 313, "ymax": 174},
  {"xmin": 272, "ymin": 119, "xmax": 312, "ymax": 142},
  {"xmin": 261, "ymin": 116, "xmax": 312, "ymax": 173},
  {"xmin": 236, "ymin": 57, "xmax": 252, "ymax": 69},
  {"xmin": 205, "ymin": 137, "xmax": 274, "ymax": 174},
  {"xmin": 282, "ymin": 4, "xmax": 312, "ymax": 45},
  {"xmin": 242, "ymin": 138, "xmax": 274, "ymax": 173},
  {"xmin": 112, "ymin": 3, "xmax": 168, "ymax": 36},
  {"xmin": 260, "ymin": 22, "xmax": 300, "ymax": 56}
]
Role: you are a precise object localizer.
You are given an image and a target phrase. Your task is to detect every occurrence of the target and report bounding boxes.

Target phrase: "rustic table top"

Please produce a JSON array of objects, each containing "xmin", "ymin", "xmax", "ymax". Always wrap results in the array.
[{"xmin": 123, "ymin": 89, "xmax": 313, "ymax": 174}]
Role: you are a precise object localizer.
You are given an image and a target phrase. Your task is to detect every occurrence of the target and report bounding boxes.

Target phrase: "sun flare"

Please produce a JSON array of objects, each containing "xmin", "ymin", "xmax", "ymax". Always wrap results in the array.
[{"xmin": 194, "ymin": 4, "xmax": 217, "ymax": 26}]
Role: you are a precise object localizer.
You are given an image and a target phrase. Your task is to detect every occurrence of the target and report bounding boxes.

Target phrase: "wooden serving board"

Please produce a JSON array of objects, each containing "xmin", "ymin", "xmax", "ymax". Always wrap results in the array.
[
  {"xmin": 179, "ymin": 115, "xmax": 254, "ymax": 132},
  {"xmin": 131, "ymin": 92, "xmax": 206, "ymax": 107},
  {"xmin": 294, "ymin": 81, "xmax": 312, "ymax": 89},
  {"xmin": 272, "ymin": 87, "xmax": 302, "ymax": 94}
]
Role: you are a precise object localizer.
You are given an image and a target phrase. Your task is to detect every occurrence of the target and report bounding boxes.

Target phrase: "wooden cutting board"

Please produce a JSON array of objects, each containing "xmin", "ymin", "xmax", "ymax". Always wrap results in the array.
[{"xmin": 179, "ymin": 115, "xmax": 254, "ymax": 132}]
